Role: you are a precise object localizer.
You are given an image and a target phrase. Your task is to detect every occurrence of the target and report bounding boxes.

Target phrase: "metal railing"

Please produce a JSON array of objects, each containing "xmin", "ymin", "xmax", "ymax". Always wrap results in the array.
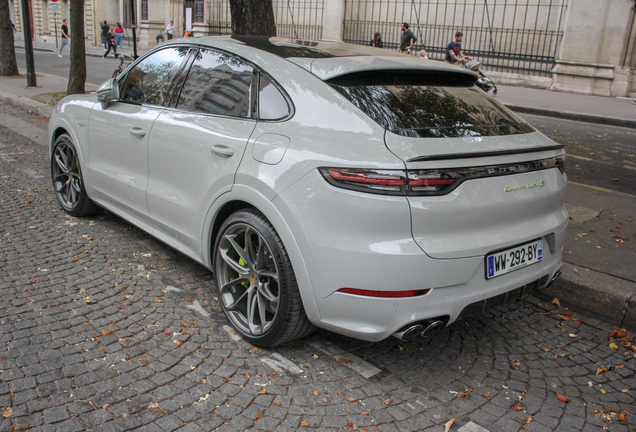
[
  {"xmin": 205, "ymin": 0, "xmax": 324, "ymax": 40},
  {"xmin": 344, "ymin": 0, "xmax": 568, "ymax": 77}
]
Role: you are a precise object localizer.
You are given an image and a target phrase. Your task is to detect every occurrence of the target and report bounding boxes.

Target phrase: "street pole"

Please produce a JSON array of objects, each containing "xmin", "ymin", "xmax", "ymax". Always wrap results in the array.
[
  {"xmin": 20, "ymin": 0, "xmax": 36, "ymax": 87},
  {"xmin": 130, "ymin": 0, "xmax": 138, "ymax": 59},
  {"xmin": 54, "ymin": 13, "xmax": 58, "ymax": 49}
]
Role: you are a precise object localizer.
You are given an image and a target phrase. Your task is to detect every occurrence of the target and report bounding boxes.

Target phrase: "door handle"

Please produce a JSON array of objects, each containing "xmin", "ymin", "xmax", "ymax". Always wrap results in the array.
[
  {"xmin": 130, "ymin": 127, "xmax": 146, "ymax": 138},
  {"xmin": 211, "ymin": 145, "xmax": 234, "ymax": 158}
]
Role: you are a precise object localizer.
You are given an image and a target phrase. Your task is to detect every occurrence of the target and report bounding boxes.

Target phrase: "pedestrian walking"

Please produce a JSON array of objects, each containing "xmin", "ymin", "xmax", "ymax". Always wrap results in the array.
[
  {"xmin": 398, "ymin": 23, "xmax": 416, "ymax": 54},
  {"xmin": 102, "ymin": 28, "xmax": 118, "ymax": 59},
  {"xmin": 369, "ymin": 32, "xmax": 383, "ymax": 48},
  {"xmin": 10, "ymin": 20, "xmax": 16, "ymax": 33},
  {"xmin": 101, "ymin": 21, "xmax": 110, "ymax": 50},
  {"xmin": 114, "ymin": 23, "xmax": 124, "ymax": 51},
  {"xmin": 58, "ymin": 19, "xmax": 70, "ymax": 57},
  {"xmin": 165, "ymin": 20, "xmax": 175, "ymax": 40},
  {"xmin": 445, "ymin": 31, "xmax": 470, "ymax": 64}
]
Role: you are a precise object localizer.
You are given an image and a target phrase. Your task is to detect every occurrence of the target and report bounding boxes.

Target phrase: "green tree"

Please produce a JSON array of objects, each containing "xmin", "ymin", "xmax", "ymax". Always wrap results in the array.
[
  {"xmin": 229, "ymin": 0, "xmax": 276, "ymax": 36},
  {"xmin": 67, "ymin": 0, "xmax": 86, "ymax": 95},
  {"xmin": 0, "ymin": 0, "xmax": 19, "ymax": 76}
]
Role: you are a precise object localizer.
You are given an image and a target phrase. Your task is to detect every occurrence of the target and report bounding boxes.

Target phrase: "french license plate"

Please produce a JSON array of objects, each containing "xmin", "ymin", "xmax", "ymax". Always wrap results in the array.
[{"xmin": 486, "ymin": 239, "xmax": 543, "ymax": 279}]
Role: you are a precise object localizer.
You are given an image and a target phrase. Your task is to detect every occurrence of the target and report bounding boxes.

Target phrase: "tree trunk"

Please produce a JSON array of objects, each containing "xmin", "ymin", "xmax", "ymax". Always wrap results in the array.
[
  {"xmin": 67, "ymin": 0, "xmax": 86, "ymax": 95},
  {"xmin": 0, "ymin": 0, "xmax": 19, "ymax": 76},
  {"xmin": 229, "ymin": 0, "xmax": 276, "ymax": 36}
]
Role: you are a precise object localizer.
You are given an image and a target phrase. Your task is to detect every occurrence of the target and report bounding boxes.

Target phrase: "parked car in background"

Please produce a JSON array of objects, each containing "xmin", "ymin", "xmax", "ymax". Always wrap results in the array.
[{"xmin": 49, "ymin": 37, "xmax": 567, "ymax": 346}]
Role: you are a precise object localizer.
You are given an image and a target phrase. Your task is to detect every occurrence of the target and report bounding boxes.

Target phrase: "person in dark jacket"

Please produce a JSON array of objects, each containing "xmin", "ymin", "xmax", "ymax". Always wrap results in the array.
[
  {"xmin": 399, "ymin": 23, "xmax": 416, "ymax": 54},
  {"xmin": 369, "ymin": 32, "xmax": 383, "ymax": 48},
  {"xmin": 102, "ymin": 28, "xmax": 119, "ymax": 59}
]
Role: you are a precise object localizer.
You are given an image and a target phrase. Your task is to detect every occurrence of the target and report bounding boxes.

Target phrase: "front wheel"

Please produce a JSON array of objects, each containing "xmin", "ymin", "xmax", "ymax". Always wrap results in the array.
[
  {"xmin": 213, "ymin": 209, "xmax": 314, "ymax": 346},
  {"xmin": 51, "ymin": 134, "xmax": 100, "ymax": 217}
]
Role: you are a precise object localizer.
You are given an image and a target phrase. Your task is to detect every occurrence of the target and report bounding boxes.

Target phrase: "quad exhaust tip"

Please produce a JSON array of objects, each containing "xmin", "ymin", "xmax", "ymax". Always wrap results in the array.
[{"xmin": 393, "ymin": 319, "xmax": 445, "ymax": 342}]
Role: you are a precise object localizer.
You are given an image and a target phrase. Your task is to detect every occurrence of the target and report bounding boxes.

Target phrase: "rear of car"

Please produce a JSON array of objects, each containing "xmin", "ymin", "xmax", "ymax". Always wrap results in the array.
[{"xmin": 276, "ymin": 54, "xmax": 567, "ymax": 341}]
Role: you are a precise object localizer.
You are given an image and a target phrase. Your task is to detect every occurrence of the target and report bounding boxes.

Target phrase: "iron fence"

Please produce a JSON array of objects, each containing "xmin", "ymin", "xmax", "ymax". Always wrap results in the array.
[
  {"xmin": 344, "ymin": 0, "xmax": 568, "ymax": 77},
  {"xmin": 204, "ymin": 0, "xmax": 324, "ymax": 40}
]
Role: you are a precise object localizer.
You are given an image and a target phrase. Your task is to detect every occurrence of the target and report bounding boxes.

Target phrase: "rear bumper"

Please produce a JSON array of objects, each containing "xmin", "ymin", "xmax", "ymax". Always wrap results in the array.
[{"xmin": 314, "ymin": 246, "xmax": 563, "ymax": 341}]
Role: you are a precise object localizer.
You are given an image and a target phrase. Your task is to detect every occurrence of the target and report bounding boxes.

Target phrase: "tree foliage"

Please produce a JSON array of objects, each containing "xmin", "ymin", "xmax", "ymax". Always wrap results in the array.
[
  {"xmin": 229, "ymin": 0, "xmax": 276, "ymax": 36},
  {"xmin": 0, "ymin": 0, "xmax": 19, "ymax": 76},
  {"xmin": 67, "ymin": 0, "xmax": 86, "ymax": 95}
]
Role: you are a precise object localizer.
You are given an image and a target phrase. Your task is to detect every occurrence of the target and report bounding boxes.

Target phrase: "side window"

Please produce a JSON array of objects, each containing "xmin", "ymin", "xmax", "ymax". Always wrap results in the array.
[
  {"xmin": 177, "ymin": 49, "xmax": 254, "ymax": 118},
  {"xmin": 120, "ymin": 47, "xmax": 189, "ymax": 106},
  {"xmin": 258, "ymin": 75, "xmax": 290, "ymax": 120}
]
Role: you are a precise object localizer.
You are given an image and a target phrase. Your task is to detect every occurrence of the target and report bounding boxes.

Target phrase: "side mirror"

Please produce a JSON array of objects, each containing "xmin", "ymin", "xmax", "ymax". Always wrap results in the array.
[{"xmin": 96, "ymin": 78, "xmax": 120, "ymax": 109}]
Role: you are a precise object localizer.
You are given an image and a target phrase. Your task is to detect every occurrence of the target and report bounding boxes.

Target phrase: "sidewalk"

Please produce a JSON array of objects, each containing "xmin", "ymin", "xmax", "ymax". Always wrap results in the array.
[{"xmin": 2, "ymin": 40, "xmax": 635, "ymax": 331}]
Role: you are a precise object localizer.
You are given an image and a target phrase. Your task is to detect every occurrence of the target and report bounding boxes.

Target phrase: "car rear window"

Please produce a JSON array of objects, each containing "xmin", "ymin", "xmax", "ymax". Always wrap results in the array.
[{"xmin": 331, "ymin": 83, "xmax": 535, "ymax": 138}]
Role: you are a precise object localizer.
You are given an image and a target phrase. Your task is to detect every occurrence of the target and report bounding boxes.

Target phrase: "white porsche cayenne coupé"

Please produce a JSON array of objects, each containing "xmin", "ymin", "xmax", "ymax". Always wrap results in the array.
[{"xmin": 49, "ymin": 37, "xmax": 567, "ymax": 346}]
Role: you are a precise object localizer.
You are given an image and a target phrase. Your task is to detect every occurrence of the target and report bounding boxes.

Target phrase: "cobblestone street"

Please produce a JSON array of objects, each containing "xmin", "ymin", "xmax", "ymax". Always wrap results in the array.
[{"xmin": 0, "ymin": 105, "xmax": 634, "ymax": 431}]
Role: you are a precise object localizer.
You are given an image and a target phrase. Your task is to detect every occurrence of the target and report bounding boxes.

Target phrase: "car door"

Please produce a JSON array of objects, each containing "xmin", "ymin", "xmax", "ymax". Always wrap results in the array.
[
  {"xmin": 146, "ymin": 48, "xmax": 258, "ymax": 254},
  {"xmin": 87, "ymin": 46, "xmax": 190, "ymax": 229}
]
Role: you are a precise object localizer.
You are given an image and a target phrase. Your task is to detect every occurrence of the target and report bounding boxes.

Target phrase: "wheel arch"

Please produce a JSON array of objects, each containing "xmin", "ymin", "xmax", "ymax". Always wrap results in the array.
[{"xmin": 202, "ymin": 187, "xmax": 321, "ymax": 323}]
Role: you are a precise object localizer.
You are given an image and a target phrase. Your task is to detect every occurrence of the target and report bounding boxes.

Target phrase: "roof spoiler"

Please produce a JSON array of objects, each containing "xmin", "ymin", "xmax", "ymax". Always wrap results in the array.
[{"xmin": 325, "ymin": 69, "xmax": 478, "ymax": 87}]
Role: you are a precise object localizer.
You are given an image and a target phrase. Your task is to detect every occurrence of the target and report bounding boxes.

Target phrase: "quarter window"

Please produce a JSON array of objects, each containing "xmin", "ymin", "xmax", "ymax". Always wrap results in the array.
[
  {"xmin": 177, "ymin": 49, "xmax": 254, "ymax": 118},
  {"xmin": 120, "ymin": 47, "xmax": 189, "ymax": 106},
  {"xmin": 258, "ymin": 75, "xmax": 290, "ymax": 120}
]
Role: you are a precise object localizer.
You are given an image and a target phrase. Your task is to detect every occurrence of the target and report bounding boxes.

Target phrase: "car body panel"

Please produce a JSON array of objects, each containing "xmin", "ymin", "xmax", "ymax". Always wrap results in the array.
[
  {"xmin": 87, "ymin": 101, "xmax": 163, "ymax": 226},
  {"xmin": 147, "ymin": 109, "xmax": 257, "ymax": 254}
]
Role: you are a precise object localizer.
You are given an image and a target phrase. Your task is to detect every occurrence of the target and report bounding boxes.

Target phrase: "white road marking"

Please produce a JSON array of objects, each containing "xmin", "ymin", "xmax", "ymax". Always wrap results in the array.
[
  {"xmin": 624, "ymin": 165, "xmax": 636, "ymax": 171},
  {"xmin": 260, "ymin": 353, "xmax": 303, "ymax": 375},
  {"xmin": 306, "ymin": 337, "xmax": 382, "ymax": 379},
  {"xmin": 186, "ymin": 300, "xmax": 210, "ymax": 317},
  {"xmin": 0, "ymin": 114, "xmax": 48, "ymax": 147},
  {"xmin": 457, "ymin": 421, "xmax": 491, "ymax": 432},
  {"xmin": 223, "ymin": 325, "xmax": 242, "ymax": 342}
]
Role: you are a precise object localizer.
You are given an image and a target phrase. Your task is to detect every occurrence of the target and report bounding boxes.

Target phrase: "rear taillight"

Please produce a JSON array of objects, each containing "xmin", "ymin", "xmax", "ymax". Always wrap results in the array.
[{"xmin": 319, "ymin": 156, "xmax": 564, "ymax": 196}]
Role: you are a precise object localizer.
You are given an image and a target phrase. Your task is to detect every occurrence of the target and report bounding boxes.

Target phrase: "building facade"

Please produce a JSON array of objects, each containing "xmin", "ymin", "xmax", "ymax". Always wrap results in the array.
[{"xmin": 9, "ymin": 0, "xmax": 636, "ymax": 97}]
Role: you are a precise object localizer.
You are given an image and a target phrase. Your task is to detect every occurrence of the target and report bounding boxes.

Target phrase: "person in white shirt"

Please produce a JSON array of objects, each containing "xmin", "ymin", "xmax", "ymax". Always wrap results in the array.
[{"xmin": 165, "ymin": 20, "xmax": 175, "ymax": 40}]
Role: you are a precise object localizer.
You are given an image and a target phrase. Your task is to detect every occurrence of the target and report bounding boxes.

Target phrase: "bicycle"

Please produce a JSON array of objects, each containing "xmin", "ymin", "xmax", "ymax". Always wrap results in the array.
[{"xmin": 111, "ymin": 54, "xmax": 134, "ymax": 79}]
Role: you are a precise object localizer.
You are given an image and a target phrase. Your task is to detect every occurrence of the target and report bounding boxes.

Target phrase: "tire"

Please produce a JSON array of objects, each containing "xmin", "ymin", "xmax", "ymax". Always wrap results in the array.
[
  {"xmin": 51, "ymin": 134, "xmax": 100, "ymax": 217},
  {"xmin": 213, "ymin": 209, "xmax": 315, "ymax": 347}
]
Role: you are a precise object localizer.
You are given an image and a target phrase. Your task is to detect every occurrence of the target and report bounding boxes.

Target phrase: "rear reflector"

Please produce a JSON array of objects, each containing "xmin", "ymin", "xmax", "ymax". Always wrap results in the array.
[{"xmin": 337, "ymin": 288, "xmax": 430, "ymax": 298}]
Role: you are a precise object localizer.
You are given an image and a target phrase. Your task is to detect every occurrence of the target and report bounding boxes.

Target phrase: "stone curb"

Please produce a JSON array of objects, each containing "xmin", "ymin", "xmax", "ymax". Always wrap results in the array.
[
  {"xmin": 505, "ymin": 104, "xmax": 636, "ymax": 130},
  {"xmin": 536, "ymin": 262, "xmax": 636, "ymax": 332},
  {"xmin": 0, "ymin": 90, "xmax": 53, "ymax": 118}
]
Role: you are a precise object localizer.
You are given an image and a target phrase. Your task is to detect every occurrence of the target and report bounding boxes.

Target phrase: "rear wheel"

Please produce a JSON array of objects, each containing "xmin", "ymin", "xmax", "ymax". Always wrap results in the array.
[
  {"xmin": 213, "ymin": 209, "xmax": 314, "ymax": 346},
  {"xmin": 51, "ymin": 134, "xmax": 100, "ymax": 217}
]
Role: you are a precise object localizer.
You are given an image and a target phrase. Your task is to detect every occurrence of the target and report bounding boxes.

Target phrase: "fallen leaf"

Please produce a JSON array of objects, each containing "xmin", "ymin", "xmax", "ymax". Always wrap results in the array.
[
  {"xmin": 569, "ymin": 334, "xmax": 577, "ymax": 338},
  {"xmin": 360, "ymin": 410, "xmax": 370, "ymax": 415},
  {"xmin": 601, "ymin": 389, "xmax": 607, "ymax": 394},
  {"xmin": 179, "ymin": 322, "xmax": 186, "ymax": 328},
  {"xmin": 513, "ymin": 403, "xmax": 524, "ymax": 411},
  {"xmin": 99, "ymin": 348, "xmax": 108, "ymax": 353},
  {"xmin": 346, "ymin": 397, "xmax": 358, "ymax": 402},
  {"xmin": 273, "ymin": 401, "xmax": 282, "ymax": 406},
  {"xmin": 255, "ymin": 412, "xmax": 264, "ymax": 420},
  {"xmin": 313, "ymin": 391, "xmax": 319, "ymax": 396},
  {"xmin": 610, "ymin": 329, "xmax": 630, "ymax": 341},
  {"xmin": 338, "ymin": 357, "xmax": 351, "ymax": 364},
  {"xmin": 384, "ymin": 398, "xmax": 393, "ymax": 405},
  {"xmin": 482, "ymin": 392, "xmax": 490, "ymax": 398},
  {"xmin": 609, "ymin": 342, "xmax": 618, "ymax": 350},
  {"xmin": 596, "ymin": 367, "xmax": 607, "ymax": 376},
  {"xmin": 556, "ymin": 393, "xmax": 571, "ymax": 402},
  {"xmin": 573, "ymin": 268, "xmax": 580, "ymax": 275},
  {"xmin": 611, "ymin": 178, "xmax": 620, "ymax": 182},
  {"xmin": 3, "ymin": 407, "xmax": 12, "ymax": 418},
  {"xmin": 101, "ymin": 330, "xmax": 112, "ymax": 337},
  {"xmin": 338, "ymin": 392, "xmax": 347, "ymax": 396},
  {"xmin": 148, "ymin": 403, "xmax": 158, "ymax": 409},
  {"xmin": 551, "ymin": 298, "xmax": 561, "ymax": 308},
  {"xmin": 257, "ymin": 389, "xmax": 267, "ymax": 395},
  {"xmin": 300, "ymin": 421, "xmax": 309, "ymax": 427},
  {"xmin": 155, "ymin": 297, "xmax": 163, "ymax": 302},
  {"xmin": 522, "ymin": 415, "xmax": 533, "ymax": 429},
  {"xmin": 444, "ymin": 418, "xmax": 456, "ymax": 432},
  {"xmin": 173, "ymin": 340, "xmax": 184, "ymax": 346},
  {"xmin": 139, "ymin": 359, "xmax": 149, "ymax": 364},
  {"xmin": 557, "ymin": 314, "xmax": 571, "ymax": 321},
  {"xmin": 253, "ymin": 347, "xmax": 258, "ymax": 352}
]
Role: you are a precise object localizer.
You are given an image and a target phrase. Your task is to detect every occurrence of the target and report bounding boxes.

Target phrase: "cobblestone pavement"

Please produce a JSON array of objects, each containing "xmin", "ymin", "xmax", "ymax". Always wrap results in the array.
[{"xmin": 0, "ymin": 104, "xmax": 634, "ymax": 432}]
